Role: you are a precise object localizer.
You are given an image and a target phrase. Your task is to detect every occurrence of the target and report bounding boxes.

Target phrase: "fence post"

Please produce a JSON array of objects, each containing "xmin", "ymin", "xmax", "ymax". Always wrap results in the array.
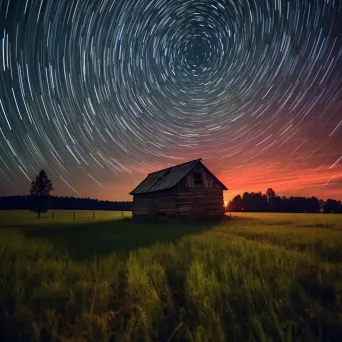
[
  {"xmin": 73, "ymin": 212, "xmax": 75, "ymax": 220},
  {"xmin": 122, "ymin": 210, "xmax": 124, "ymax": 219},
  {"xmin": 93, "ymin": 211, "xmax": 95, "ymax": 219}
]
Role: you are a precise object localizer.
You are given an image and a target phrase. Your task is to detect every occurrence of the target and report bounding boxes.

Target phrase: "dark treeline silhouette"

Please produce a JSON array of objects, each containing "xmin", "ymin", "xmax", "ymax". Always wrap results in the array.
[
  {"xmin": 227, "ymin": 188, "xmax": 342, "ymax": 213},
  {"xmin": 0, "ymin": 195, "xmax": 133, "ymax": 211}
]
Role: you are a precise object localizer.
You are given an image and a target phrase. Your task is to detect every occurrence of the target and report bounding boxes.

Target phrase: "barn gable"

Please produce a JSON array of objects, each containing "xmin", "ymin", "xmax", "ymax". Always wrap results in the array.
[{"xmin": 129, "ymin": 158, "xmax": 227, "ymax": 195}]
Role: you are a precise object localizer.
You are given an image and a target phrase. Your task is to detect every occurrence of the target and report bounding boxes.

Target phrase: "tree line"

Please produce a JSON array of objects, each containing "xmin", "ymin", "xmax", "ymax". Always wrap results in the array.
[
  {"xmin": 227, "ymin": 188, "xmax": 342, "ymax": 213},
  {"xmin": 0, "ymin": 195, "xmax": 133, "ymax": 211}
]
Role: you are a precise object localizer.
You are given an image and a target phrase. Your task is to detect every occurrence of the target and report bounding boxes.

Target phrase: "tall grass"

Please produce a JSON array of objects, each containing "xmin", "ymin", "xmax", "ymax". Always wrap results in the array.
[
  {"xmin": 0, "ymin": 212, "xmax": 342, "ymax": 341},
  {"xmin": 215, "ymin": 216, "xmax": 342, "ymax": 262}
]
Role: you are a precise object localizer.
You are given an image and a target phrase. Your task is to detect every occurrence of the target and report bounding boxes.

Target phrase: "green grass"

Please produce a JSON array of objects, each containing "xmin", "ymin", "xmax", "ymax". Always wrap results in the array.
[{"xmin": 0, "ymin": 211, "xmax": 342, "ymax": 341}]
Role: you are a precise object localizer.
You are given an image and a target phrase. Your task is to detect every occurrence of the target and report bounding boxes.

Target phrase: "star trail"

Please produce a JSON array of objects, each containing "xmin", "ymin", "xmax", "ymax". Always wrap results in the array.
[{"xmin": 0, "ymin": 0, "xmax": 341, "ymax": 201}]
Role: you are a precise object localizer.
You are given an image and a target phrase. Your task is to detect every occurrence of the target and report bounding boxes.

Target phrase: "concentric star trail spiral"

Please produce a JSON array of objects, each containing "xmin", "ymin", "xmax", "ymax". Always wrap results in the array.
[{"xmin": 0, "ymin": 0, "xmax": 341, "ymax": 200}]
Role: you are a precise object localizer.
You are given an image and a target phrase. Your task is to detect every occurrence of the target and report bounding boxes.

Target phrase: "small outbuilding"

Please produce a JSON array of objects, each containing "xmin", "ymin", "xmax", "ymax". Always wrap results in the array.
[{"xmin": 129, "ymin": 158, "xmax": 228, "ymax": 220}]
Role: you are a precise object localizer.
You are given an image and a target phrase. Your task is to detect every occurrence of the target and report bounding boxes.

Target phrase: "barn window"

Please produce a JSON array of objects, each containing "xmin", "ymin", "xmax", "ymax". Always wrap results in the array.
[{"xmin": 194, "ymin": 173, "xmax": 202, "ymax": 185}]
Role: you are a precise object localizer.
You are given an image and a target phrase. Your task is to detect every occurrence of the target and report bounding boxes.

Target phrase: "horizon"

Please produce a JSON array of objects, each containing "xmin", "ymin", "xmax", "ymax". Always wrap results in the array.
[
  {"xmin": 1, "ymin": 158, "xmax": 342, "ymax": 203},
  {"xmin": 1, "ymin": 164, "xmax": 341, "ymax": 204}
]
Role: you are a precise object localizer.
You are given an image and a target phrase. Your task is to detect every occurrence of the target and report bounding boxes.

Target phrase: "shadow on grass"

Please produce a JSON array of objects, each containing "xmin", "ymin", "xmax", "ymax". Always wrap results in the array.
[{"xmin": 17, "ymin": 218, "xmax": 218, "ymax": 260}]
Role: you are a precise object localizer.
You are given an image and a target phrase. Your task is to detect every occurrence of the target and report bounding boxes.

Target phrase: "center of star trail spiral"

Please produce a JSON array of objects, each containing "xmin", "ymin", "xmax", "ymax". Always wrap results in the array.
[{"xmin": 0, "ymin": 0, "xmax": 341, "ymax": 200}]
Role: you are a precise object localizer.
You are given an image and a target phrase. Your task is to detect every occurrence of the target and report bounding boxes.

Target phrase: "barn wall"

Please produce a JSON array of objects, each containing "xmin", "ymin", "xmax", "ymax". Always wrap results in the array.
[
  {"xmin": 133, "ymin": 188, "xmax": 224, "ymax": 220},
  {"xmin": 175, "ymin": 188, "xmax": 224, "ymax": 218},
  {"xmin": 133, "ymin": 189, "xmax": 177, "ymax": 219}
]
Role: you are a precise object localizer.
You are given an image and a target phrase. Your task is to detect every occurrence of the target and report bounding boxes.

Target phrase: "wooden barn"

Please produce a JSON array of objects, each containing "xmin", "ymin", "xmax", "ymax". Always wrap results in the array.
[{"xmin": 129, "ymin": 158, "xmax": 228, "ymax": 220}]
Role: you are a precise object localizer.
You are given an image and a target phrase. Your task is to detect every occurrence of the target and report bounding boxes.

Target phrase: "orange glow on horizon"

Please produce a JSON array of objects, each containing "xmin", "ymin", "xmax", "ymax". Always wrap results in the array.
[
  {"xmin": 220, "ymin": 163, "xmax": 342, "ymax": 203},
  {"xmin": 51, "ymin": 159, "xmax": 342, "ymax": 203}
]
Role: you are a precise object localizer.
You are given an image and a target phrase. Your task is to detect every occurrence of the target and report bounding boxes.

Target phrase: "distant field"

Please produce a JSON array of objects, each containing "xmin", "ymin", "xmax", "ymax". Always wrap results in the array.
[
  {"xmin": 0, "ymin": 211, "xmax": 342, "ymax": 341},
  {"xmin": 0, "ymin": 209, "xmax": 132, "ymax": 226}
]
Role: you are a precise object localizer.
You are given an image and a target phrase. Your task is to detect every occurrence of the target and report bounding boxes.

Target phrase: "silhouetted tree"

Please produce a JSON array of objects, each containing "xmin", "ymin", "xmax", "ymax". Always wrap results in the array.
[
  {"xmin": 307, "ymin": 197, "xmax": 320, "ymax": 213},
  {"xmin": 29, "ymin": 170, "xmax": 54, "ymax": 218},
  {"xmin": 265, "ymin": 188, "xmax": 277, "ymax": 211},
  {"xmin": 323, "ymin": 199, "xmax": 341, "ymax": 213},
  {"xmin": 228, "ymin": 195, "xmax": 243, "ymax": 212},
  {"xmin": 266, "ymin": 188, "xmax": 276, "ymax": 202}
]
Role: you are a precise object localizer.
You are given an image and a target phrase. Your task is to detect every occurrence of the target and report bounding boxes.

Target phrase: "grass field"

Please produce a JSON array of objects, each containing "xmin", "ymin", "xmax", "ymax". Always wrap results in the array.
[{"xmin": 0, "ymin": 211, "xmax": 342, "ymax": 341}]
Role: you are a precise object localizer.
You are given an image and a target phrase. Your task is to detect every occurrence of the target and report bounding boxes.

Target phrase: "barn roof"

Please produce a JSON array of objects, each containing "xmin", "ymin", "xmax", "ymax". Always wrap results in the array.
[{"xmin": 129, "ymin": 158, "xmax": 228, "ymax": 195}]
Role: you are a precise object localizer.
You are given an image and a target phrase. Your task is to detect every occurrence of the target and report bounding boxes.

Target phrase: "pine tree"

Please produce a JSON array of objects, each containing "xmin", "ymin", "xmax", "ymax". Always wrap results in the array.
[{"xmin": 29, "ymin": 169, "xmax": 54, "ymax": 218}]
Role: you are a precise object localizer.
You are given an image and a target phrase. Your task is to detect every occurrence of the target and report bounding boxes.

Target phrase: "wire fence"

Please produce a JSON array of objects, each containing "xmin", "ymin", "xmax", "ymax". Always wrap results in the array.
[{"xmin": 48, "ymin": 210, "xmax": 132, "ymax": 221}]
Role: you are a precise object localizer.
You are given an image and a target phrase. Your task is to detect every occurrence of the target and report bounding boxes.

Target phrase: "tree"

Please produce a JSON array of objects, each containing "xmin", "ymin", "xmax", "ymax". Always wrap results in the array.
[
  {"xmin": 266, "ymin": 188, "xmax": 277, "ymax": 211},
  {"xmin": 228, "ymin": 195, "xmax": 243, "ymax": 212},
  {"xmin": 323, "ymin": 199, "xmax": 340, "ymax": 213},
  {"xmin": 266, "ymin": 188, "xmax": 276, "ymax": 202},
  {"xmin": 29, "ymin": 169, "xmax": 54, "ymax": 218}
]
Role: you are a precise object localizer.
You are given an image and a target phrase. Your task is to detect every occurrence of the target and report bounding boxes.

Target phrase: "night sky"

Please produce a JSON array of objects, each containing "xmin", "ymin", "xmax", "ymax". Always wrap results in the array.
[{"xmin": 0, "ymin": 0, "xmax": 341, "ymax": 202}]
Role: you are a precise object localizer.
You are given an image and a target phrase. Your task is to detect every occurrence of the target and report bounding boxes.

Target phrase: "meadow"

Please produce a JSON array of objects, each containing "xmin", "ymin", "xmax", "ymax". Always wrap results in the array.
[{"xmin": 0, "ymin": 211, "xmax": 342, "ymax": 341}]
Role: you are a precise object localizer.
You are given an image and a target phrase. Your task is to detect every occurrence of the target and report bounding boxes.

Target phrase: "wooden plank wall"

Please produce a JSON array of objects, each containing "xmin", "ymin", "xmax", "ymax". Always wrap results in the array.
[
  {"xmin": 133, "ymin": 190, "xmax": 177, "ymax": 218},
  {"xmin": 175, "ymin": 188, "xmax": 224, "ymax": 218},
  {"xmin": 133, "ymin": 188, "xmax": 224, "ymax": 219}
]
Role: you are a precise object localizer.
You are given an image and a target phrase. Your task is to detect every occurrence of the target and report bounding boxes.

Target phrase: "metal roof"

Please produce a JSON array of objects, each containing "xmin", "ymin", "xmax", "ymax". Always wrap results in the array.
[{"xmin": 129, "ymin": 158, "xmax": 227, "ymax": 195}]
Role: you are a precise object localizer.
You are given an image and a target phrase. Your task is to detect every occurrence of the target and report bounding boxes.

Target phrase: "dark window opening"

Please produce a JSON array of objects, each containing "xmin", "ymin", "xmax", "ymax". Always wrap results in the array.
[{"xmin": 194, "ymin": 173, "xmax": 202, "ymax": 185}]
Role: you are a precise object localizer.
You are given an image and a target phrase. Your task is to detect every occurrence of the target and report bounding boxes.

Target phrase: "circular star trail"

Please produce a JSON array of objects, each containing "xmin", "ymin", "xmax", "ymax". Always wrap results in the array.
[{"xmin": 0, "ymin": 0, "xmax": 341, "ymax": 200}]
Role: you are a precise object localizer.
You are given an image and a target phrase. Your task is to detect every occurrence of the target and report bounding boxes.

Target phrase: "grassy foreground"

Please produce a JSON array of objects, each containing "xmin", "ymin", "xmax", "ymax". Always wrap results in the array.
[{"xmin": 0, "ymin": 211, "xmax": 342, "ymax": 341}]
